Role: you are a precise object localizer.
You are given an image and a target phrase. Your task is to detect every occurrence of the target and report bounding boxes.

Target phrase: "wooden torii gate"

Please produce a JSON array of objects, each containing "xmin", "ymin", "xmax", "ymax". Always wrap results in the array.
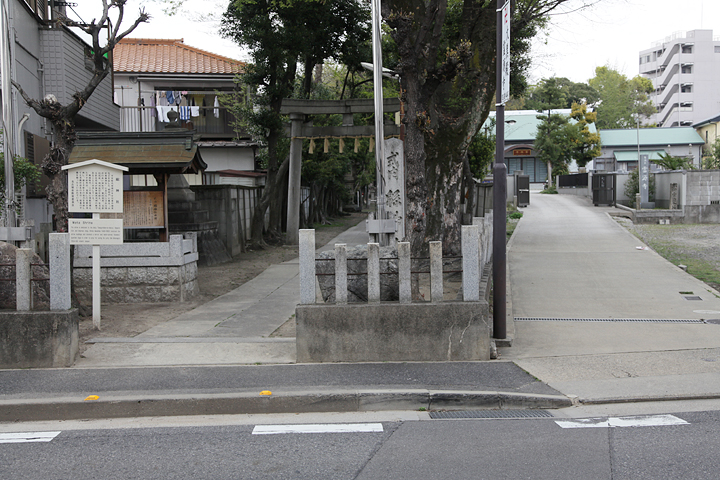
[{"xmin": 280, "ymin": 98, "xmax": 402, "ymax": 244}]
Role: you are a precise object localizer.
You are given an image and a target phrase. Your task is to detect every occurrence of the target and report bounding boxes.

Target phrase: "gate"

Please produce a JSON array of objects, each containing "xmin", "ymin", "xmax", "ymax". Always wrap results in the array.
[
  {"xmin": 516, "ymin": 175, "xmax": 530, "ymax": 207},
  {"xmin": 592, "ymin": 173, "xmax": 616, "ymax": 206}
]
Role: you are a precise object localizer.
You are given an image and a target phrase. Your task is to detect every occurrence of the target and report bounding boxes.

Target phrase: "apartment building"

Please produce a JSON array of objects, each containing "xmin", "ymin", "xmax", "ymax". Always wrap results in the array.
[{"xmin": 639, "ymin": 29, "xmax": 720, "ymax": 128}]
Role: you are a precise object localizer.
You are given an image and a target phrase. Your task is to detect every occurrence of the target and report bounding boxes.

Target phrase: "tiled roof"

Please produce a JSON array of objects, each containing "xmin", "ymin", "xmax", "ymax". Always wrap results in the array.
[{"xmin": 113, "ymin": 38, "xmax": 244, "ymax": 75}]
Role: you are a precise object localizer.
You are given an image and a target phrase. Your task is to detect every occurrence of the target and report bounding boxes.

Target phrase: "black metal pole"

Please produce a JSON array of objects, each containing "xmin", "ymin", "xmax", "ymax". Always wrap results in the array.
[{"xmin": 492, "ymin": 0, "xmax": 507, "ymax": 339}]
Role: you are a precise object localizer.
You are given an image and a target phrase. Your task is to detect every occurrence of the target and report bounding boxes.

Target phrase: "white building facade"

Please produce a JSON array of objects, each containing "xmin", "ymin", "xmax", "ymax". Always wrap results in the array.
[{"xmin": 639, "ymin": 29, "xmax": 720, "ymax": 128}]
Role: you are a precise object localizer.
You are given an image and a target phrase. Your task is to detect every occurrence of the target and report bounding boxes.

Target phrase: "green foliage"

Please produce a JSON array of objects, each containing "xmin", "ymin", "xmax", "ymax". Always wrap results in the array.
[
  {"xmin": 508, "ymin": 210, "xmax": 523, "ymax": 219},
  {"xmin": 703, "ymin": 138, "xmax": 720, "ymax": 169},
  {"xmin": 653, "ymin": 152, "xmax": 694, "ymax": 171},
  {"xmin": 467, "ymin": 118, "xmax": 495, "ymax": 180},
  {"xmin": 540, "ymin": 185, "xmax": 558, "ymax": 194},
  {"xmin": 525, "ymin": 77, "xmax": 599, "ymax": 111},
  {"xmin": 624, "ymin": 169, "xmax": 655, "ymax": 200},
  {"xmin": 589, "ymin": 66, "xmax": 655, "ymax": 129},
  {"xmin": 569, "ymin": 102, "xmax": 602, "ymax": 168},
  {"xmin": 534, "ymin": 113, "xmax": 577, "ymax": 179},
  {"xmin": 0, "ymin": 130, "xmax": 42, "ymax": 210}
]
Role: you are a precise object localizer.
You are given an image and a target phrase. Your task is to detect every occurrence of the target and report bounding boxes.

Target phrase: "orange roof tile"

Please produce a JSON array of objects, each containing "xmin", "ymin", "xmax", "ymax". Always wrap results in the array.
[{"xmin": 113, "ymin": 38, "xmax": 244, "ymax": 75}]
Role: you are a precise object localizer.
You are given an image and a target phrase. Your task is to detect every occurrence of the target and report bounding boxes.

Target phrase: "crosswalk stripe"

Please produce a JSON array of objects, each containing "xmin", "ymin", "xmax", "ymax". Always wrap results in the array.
[
  {"xmin": 556, "ymin": 414, "xmax": 688, "ymax": 429},
  {"xmin": 252, "ymin": 423, "xmax": 384, "ymax": 435},
  {"xmin": 0, "ymin": 431, "xmax": 62, "ymax": 444}
]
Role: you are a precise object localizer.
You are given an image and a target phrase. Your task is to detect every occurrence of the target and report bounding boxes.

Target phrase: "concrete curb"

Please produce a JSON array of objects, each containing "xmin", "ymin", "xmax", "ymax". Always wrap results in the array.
[
  {"xmin": 579, "ymin": 393, "xmax": 720, "ymax": 406},
  {"xmin": 0, "ymin": 389, "xmax": 573, "ymax": 422}
]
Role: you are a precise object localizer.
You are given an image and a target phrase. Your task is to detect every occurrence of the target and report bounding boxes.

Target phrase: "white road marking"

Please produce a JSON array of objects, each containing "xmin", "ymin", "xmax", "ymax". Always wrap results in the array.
[
  {"xmin": 556, "ymin": 414, "xmax": 688, "ymax": 429},
  {"xmin": 0, "ymin": 431, "xmax": 61, "ymax": 444},
  {"xmin": 252, "ymin": 423, "xmax": 384, "ymax": 435}
]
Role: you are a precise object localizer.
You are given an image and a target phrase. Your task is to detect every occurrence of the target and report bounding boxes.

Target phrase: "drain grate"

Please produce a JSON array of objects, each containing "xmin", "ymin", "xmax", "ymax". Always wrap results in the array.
[
  {"xmin": 684, "ymin": 296, "xmax": 703, "ymax": 301},
  {"xmin": 515, "ymin": 317, "xmax": 704, "ymax": 324},
  {"xmin": 429, "ymin": 410, "xmax": 554, "ymax": 419}
]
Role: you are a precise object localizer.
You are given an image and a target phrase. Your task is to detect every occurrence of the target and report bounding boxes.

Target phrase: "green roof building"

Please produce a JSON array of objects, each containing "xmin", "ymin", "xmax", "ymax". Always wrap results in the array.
[{"xmin": 595, "ymin": 127, "xmax": 704, "ymax": 172}]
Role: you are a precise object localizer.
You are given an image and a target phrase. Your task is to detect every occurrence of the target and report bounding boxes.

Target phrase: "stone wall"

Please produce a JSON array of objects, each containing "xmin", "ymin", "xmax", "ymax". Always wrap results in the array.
[
  {"xmin": 296, "ymin": 222, "xmax": 493, "ymax": 363},
  {"xmin": 72, "ymin": 234, "xmax": 199, "ymax": 304},
  {"xmin": 296, "ymin": 302, "xmax": 490, "ymax": 363},
  {"xmin": 685, "ymin": 170, "xmax": 720, "ymax": 206}
]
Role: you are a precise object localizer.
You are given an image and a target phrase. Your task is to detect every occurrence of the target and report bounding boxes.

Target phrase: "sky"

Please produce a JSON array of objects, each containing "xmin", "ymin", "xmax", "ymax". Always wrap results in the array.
[
  {"xmin": 530, "ymin": 0, "xmax": 720, "ymax": 83},
  {"xmin": 68, "ymin": 0, "xmax": 720, "ymax": 85}
]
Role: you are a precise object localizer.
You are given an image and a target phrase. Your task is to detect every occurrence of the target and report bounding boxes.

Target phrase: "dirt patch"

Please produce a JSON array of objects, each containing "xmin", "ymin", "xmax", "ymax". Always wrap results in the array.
[{"xmin": 78, "ymin": 212, "xmax": 367, "ymax": 351}]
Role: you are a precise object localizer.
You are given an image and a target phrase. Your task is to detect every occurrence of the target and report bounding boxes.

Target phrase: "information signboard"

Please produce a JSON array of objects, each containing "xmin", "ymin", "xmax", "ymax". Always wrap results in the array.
[
  {"xmin": 123, "ymin": 191, "xmax": 164, "ymax": 228},
  {"xmin": 69, "ymin": 218, "xmax": 124, "ymax": 245},
  {"xmin": 500, "ymin": 1, "xmax": 511, "ymax": 105},
  {"xmin": 66, "ymin": 161, "xmax": 124, "ymax": 213}
]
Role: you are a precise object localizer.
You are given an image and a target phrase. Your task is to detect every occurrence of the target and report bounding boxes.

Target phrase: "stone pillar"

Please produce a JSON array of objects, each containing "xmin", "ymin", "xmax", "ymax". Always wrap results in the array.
[
  {"xmin": 299, "ymin": 229, "xmax": 316, "ymax": 305},
  {"xmin": 286, "ymin": 113, "xmax": 305, "ymax": 245},
  {"xmin": 383, "ymin": 138, "xmax": 405, "ymax": 243},
  {"xmin": 49, "ymin": 233, "xmax": 71, "ymax": 310},
  {"xmin": 462, "ymin": 225, "xmax": 480, "ymax": 302},
  {"xmin": 430, "ymin": 241, "xmax": 443, "ymax": 303},
  {"xmin": 670, "ymin": 183, "xmax": 679, "ymax": 209},
  {"xmin": 15, "ymin": 248, "xmax": 32, "ymax": 311},
  {"xmin": 367, "ymin": 243, "xmax": 380, "ymax": 303},
  {"xmin": 398, "ymin": 241, "xmax": 411, "ymax": 304},
  {"xmin": 334, "ymin": 244, "xmax": 347, "ymax": 304}
]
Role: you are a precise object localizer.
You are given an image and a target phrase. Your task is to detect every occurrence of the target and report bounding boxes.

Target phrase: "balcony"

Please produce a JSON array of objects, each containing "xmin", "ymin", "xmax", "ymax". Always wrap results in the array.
[{"xmin": 119, "ymin": 106, "xmax": 238, "ymax": 137}]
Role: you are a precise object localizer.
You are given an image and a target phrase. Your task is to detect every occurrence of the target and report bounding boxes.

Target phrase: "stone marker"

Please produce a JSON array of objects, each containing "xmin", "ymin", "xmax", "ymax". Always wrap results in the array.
[
  {"xmin": 49, "ymin": 233, "xmax": 71, "ymax": 310},
  {"xmin": 335, "ymin": 244, "xmax": 348, "ymax": 304},
  {"xmin": 430, "ymin": 241, "xmax": 443, "ymax": 303},
  {"xmin": 462, "ymin": 225, "xmax": 480, "ymax": 301}
]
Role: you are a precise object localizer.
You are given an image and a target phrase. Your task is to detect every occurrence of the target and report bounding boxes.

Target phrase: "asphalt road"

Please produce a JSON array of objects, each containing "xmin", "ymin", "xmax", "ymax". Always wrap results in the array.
[{"xmin": 3, "ymin": 410, "xmax": 720, "ymax": 479}]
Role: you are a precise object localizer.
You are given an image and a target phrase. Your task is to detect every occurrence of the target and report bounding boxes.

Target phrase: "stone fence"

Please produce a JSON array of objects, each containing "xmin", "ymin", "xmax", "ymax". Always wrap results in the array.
[
  {"xmin": 296, "ymin": 217, "xmax": 493, "ymax": 363},
  {"xmin": 2, "ymin": 234, "xmax": 78, "ymax": 368},
  {"xmin": 73, "ymin": 234, "xmax": 200, "ymax": 304}
]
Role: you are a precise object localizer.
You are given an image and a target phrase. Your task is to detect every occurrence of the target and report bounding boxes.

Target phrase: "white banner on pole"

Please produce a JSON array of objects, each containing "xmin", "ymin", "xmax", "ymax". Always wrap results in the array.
[{"xmin": 500, "ymin": 0, "xmax": 511, "ymax": 105}]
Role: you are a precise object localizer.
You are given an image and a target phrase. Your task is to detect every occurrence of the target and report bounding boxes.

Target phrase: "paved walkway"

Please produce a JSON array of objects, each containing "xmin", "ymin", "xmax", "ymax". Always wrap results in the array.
[
  {"xmin": 75, "ymin": 224, "xmax": 372, "ymax": 367},
  {"xmin": 504, "ymin": 191, "xmax": 720, "ymax": 404},
  {"xmin": 6, "ymin": 192, "xmax": 720, "ymax": 421}
]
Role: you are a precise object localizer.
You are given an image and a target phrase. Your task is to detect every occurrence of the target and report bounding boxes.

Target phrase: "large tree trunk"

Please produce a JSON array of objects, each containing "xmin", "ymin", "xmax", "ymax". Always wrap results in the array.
[
  {"xmin": 43, "ymin": 121, "xmax": 77, "ymax": 232},
  {"xmin": 387, "ymin": 1, "xmax": 496, "ymax": 256},
  {"xmin": 249, "ymin": 156, "xmax": 289, "ymax": 248}
]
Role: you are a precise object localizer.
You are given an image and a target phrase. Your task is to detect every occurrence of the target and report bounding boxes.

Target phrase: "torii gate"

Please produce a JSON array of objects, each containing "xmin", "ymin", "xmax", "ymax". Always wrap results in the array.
[{"xmin": 280, "ymin": 98, "xmax": 402, "ymax": 245}]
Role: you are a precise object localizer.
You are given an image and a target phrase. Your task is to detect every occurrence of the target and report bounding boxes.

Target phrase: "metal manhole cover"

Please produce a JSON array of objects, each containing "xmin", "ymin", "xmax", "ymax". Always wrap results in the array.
[{"xmin": 429, "ymin": 410, "xmax": 554, "ymax": 419}]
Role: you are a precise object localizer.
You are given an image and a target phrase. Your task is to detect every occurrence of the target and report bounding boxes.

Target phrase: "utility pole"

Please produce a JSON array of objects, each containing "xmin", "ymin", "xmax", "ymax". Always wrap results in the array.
[
  {"xmin": 1, "ymin": 0, "xmax": 16, "ymax": 228},
  {"xmin": 493, "ymin": 0, "xmax": 510, "ymax": 340}
]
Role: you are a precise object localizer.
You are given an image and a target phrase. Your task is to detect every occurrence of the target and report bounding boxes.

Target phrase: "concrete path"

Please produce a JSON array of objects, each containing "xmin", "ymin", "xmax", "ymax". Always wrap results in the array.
[
  {"xmin": 75, "ymin": 223, "xmax": 372, "ymax": 368},
  {"xmin": 504, "ymin": 192, "xmax": 720, "ymax": 404}
]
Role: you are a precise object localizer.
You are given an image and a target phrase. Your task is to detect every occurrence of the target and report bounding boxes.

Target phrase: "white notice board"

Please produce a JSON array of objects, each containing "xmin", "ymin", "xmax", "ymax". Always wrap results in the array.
[
  {"xmin": 66, "ymin": 161, "xmax": 125, "ymax": 213},
  {"xmin": 69, "ymin": 218, "xmax": 124, "ymax": 245}
]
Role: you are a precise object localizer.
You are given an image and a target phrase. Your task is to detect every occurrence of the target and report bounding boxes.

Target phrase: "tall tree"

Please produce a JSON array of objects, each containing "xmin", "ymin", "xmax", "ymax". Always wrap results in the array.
[
  {"xmin": 12, "ymin": 1, "xmax": 148, "ymax": 232},
  {"xmin": 534, "ymin": 113, "xmax": 576, "ymax": 183},
  {"xmin": 385, "ymin": 0, "xmax": 592, "ymax": 255},
  {"xmin": 569, "ymin": 101, "xmax": 601, "ymax": 168},
  {"xmin": 588, "ymin": 66, "xmax": 655, "ymax": 129},
  {"xmin": 525, "ymin": 76, "xmax": 599, "ymax": 111},
  {"xmin": 220, "ymin": 0, "xmax": 370, "ymax": 247},
  {"xmin": 526, "ymin": 76, "xmax": 571, "ymax": 186}
]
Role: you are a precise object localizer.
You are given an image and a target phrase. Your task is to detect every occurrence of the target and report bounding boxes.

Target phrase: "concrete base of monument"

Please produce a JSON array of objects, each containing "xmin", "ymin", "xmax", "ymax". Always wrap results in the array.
[
  {"xmin": 296, "ymin": 301, "xmax": 491, "ymax": 363},
  {"xmin": 0, "ymin": 309, "xmax": 79, "ymax": 369}
]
